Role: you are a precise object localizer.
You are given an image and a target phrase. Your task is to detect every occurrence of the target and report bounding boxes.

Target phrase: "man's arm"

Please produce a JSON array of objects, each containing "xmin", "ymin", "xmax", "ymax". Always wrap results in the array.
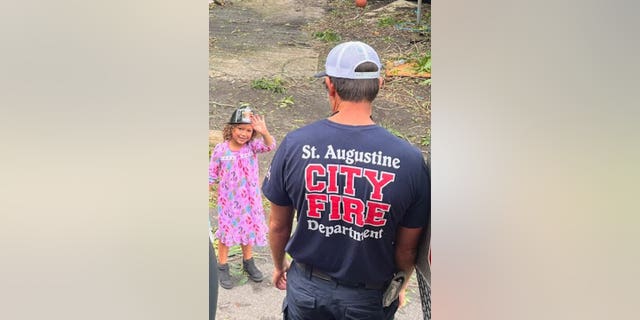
[
  {"xmin": 268, "ymin": 202, "xmax": 295, "ymax": 290},
  {"xmin": 395, "ymin": 226, "xmax": 423, "ymax": 305}
]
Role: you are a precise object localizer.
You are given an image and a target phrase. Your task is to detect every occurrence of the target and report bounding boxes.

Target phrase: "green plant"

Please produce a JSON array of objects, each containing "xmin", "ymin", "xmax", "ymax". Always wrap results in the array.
[
  {"xmin": 420, "ymin": 128, "xmax": 431, "ymax": 146},
  {"xmin": 378, "ymin": 16, "xmax": 397, "ymax": 27},
  {"xmin": 312, "ymin": 29, "xmax": 341, "ymax": 42},
  {"xmin": 420, "ymin": 135, "xmax": 431, "ymax": 147},
  {"xmin": 279, "ymin": 95, "xmax": 295, "ymax": 108},
  {"xmin": 415, "ymin": 51, "xmax": 431, "ymax": 73},
  {"xmin": 420, "ymin": 78, "xmax": 432, "ymax": 86},
  {"xmin": 251, "ymin": 76, "xmax": 286, "ymax": 94}
]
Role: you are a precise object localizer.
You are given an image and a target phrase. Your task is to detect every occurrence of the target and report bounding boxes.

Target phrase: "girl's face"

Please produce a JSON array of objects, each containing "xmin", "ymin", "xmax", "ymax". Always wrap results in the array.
[{"xmin": 229, "ymin": 124, "xmax": 254, "ymax": 148}]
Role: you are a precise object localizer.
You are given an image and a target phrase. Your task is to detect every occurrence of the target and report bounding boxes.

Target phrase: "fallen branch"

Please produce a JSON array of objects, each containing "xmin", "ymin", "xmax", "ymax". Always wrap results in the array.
[{"xmin": 210, "ymin": 101, "xmax": 235, "ymax": 107}]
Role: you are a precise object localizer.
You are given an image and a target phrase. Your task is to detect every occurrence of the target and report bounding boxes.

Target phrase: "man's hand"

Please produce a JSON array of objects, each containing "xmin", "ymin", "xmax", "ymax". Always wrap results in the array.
[
  {"xmin": 394, "ymin": 226, "xmax": 422, "ymax": 309},
  {"xmin": 272, "ymin": 259, "xmax": 290, "ymax": 290},
  {"xmin": 268, "ymin": 202, "xmax": 294, "ymax": 290}
]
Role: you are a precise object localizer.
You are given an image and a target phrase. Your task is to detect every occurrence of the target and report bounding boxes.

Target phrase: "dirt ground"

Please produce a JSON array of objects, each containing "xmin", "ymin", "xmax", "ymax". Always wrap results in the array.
[{"xmin": 209, "ymin": 1, "xmax": 430, "ymax": 319}]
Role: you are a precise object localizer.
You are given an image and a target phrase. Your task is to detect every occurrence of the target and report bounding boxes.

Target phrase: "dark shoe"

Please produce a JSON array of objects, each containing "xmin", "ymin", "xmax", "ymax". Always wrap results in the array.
[
  {"xmin": 218, "ymin": 263, "xmax": 233, "ymax": 289},
  {"xmin": 243, "ymin": 258, "xmax": 264, "ymax": 282}
]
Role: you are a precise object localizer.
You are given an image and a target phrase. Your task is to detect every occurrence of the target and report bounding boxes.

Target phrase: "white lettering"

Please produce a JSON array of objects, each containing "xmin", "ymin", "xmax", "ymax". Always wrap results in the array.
[
  {"xmin": 305, "ymin": 220, "xmax": 383, "ymax": 242},
  {"xmin": 302, "ymin": 145, "xmax": 311, "ymax": 159},
  {"xmin": 321, "ymin": 145, "xmax": 401, "ymax": 169}
]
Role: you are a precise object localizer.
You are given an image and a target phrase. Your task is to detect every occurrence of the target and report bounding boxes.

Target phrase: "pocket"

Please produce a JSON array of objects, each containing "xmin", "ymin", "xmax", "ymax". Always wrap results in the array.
[
  {"xmin": 290, "ymin": 289, "xmax": 316, "ymax": 309},
  {"xmin": 287, "ymin": 263, "xmax": 316, "ymax": 310},
  {"xmin": 344, "ymin": 305, "xmax": 384, "ymax": 320},
  {"xmin": 284, "ymin": 289, "xmax": 317, "ymax": 320}
]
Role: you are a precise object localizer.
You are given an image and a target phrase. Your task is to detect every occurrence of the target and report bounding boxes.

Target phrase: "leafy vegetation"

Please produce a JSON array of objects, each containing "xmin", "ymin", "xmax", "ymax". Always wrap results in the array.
[
  {"xmin": 312, "ymin": 29, "xmax": 341, "ymax": 42},
  {"xmin": 251, "ymin": 76, "xmax": 286, "ymax": 94},
  {"xmin": 415, "ymin": 51, "xmax": 431, "ymax": 74},
  {"xmin": 378, "ymin": 16, "xmax": 398, "ymax": 27},
  {"xmin": 278, "ymin": 95, "xmax": 295, "ymax": 108},
  {"xmin": 420, "ymin": 128, "xmax": 431, "ymax": 147}
]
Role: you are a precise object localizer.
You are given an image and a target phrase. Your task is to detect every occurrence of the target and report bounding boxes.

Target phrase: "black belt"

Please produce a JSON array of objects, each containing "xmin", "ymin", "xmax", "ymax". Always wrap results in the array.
[{"xmin": 294, "ymin": 261, "xmax": 387, "ymax": 290}]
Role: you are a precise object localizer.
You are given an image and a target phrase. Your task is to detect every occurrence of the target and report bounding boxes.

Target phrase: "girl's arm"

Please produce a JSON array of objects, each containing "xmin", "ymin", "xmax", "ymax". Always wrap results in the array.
[
  {"xmin": 249, "ymin": 114, "xmax": 276, "ymax": 152},
  {"xmin": 261, "ymin": 131, "xmax": 274, "ymax": 149},
  {"xmin": 209, "ymin": 145, "xmax": 221, "ymax": 186}
]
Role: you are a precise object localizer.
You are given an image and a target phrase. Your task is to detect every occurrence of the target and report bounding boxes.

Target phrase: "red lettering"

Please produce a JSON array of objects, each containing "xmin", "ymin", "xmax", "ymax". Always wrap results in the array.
[
  {"xmin": 342, "ymin": 196, "xmax": 365, "ymax": 227},
  {"xmin": 306, "ymin": 194, "xmax": 327, "ymax": 218},
  {"xmin": 304, "ymin": 165, "xmax": 393, "ymax": 228},
  {"xmin": 328, "ymin": 195, "xmax": 342, "ymax": 221},
  {"xmin": 363, "ymin": 169, "xmax": 395, "ymax": 201},
  {"xmin": 327, "ymin": 164, "xmax": 339, "ymax": 193},
  {"xmin": 340, "ymin": 165, "xmax": 363, "ymax": 196},
  {"xmin": 365, "ymin": 201, "xmax": 390, "ymax": 226},
  {"xmin": 306, "ymin": 164, "xmax": 326, "ymax": 192}
]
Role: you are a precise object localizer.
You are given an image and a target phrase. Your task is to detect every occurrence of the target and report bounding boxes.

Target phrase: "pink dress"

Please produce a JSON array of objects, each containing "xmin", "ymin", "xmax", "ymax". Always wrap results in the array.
[{"xmin": 209, "ymin": 138, "xmax": 276, "ymax": 246}]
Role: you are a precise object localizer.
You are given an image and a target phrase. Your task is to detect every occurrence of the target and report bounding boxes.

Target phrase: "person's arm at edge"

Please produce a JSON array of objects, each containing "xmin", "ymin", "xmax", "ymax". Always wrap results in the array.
[
  {"xmin": 395, "ymin": 226, "xmax": 423, "ymax": 306},
  {"xmin": 269, "ymin": 202, "xmax": 294, "ymax": 290}
]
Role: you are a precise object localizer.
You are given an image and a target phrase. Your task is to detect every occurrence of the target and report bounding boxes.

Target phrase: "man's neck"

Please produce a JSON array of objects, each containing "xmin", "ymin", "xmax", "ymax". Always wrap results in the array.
[{"xmin": 328, "ymin": 100, "xmax": 375, "ymax": 125}]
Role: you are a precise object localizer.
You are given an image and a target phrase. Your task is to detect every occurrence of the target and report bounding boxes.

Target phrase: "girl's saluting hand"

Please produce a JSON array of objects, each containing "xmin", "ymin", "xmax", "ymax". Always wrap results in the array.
[{"xmin": 250, "ymin": 114, "xmax": 268, "ymax": 135}]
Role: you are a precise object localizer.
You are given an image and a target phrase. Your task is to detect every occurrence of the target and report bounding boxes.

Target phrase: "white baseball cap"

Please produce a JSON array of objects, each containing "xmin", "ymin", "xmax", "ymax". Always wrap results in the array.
[{"xmin": 314, "ymin": 41, "xmax": 382, "ymax": 79}]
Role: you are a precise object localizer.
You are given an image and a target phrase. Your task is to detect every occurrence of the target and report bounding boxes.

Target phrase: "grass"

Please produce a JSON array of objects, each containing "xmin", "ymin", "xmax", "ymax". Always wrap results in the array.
[
  {"xmin": 378, "ymin": 16, "xmax": 398, "ymax": 27},
  {"xmin": 251, "ymin": 76, "xmax": 286, "ymax": 94},
  {"xmin": 278, "ymin": 95, "xmax": 295, "ymax": 108},
  {"xmin": 420, "ymin": 128, "xmax": 431, "ymax": 147},
  {"xmin": 415, "ymin": 51, "xmax": 431, "ymax": 74},
  {"xmin": 312, "ymin": 29, "xmax": 341, "ymax": 42}
]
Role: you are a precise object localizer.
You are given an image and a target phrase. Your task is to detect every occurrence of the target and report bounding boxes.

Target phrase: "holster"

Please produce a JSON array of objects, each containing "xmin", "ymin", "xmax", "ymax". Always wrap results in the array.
[{"xmin": 382, "ymin": 271, "xmax": 406, "ymax": 307}]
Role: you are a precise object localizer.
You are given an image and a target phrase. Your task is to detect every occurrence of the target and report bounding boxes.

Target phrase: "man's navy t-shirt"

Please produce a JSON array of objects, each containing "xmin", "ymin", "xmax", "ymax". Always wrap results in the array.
[{"xmin": 262, "ymin": 119, "xmax": 430, "ymax": 284}]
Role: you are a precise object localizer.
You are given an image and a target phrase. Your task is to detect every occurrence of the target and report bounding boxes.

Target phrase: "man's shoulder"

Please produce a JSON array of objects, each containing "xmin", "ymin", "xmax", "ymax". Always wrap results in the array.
[
  {"xmin": 376, "ymin": 132, "xmax": 424, "ymax": 159},
  {"xmin": 294, "ymin": 119, "xmax": 328, "ymax": 132},
  {"xmin": 282, "ymin": 119, "xmax": 329, "ymax": 141}
]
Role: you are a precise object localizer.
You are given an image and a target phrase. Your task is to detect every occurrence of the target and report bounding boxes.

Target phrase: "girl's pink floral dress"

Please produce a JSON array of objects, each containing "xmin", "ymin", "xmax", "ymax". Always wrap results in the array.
[{"xmin": 209, "ymin": 138, "xmax": 276, "ymax": 246}]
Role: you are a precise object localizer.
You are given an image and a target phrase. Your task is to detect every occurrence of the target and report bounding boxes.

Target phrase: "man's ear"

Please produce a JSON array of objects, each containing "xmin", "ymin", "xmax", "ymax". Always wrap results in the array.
[{"xmin": 325, "ymin": 77, "xmax": 335, "ymax": 96}]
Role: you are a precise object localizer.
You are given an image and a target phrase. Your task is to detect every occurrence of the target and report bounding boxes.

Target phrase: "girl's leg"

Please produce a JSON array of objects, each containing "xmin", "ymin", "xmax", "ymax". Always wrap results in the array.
[
  {"xmin": 241, "ymin": 244, "xmax": 264, "ymax": 282},
  {"xmin": 240, "ymin": 245, "xmax": 252, "ymax": 260},
  {"xmin": 217, "ymin": 242, "xmax": 229, "ymax": 265},
  {"xmin": 217, "ymin": 242, "xmax": 233, "ymax": 289}
]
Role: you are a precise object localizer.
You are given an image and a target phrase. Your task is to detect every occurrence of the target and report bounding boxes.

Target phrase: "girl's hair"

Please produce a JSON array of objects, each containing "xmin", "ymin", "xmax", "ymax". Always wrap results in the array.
[{"xmin": 222, "ymin": 123, "xmax": 257, "ymax": 141}]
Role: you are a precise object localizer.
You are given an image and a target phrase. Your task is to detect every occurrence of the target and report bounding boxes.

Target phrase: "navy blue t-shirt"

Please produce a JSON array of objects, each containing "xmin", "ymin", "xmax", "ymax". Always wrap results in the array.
[{"xmin": 262, "ymin": 119, "xmax": 430, "ymax": 284}]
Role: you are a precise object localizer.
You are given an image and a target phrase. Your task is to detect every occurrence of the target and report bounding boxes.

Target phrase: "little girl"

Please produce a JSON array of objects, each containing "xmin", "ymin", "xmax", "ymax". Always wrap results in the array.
[{"xmin": 209, "ymin": 106, "xmax": 276, "ymax": 289}]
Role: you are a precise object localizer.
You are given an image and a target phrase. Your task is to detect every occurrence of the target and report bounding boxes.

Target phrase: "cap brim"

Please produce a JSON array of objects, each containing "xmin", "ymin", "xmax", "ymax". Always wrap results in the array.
[{"xmin": 314, "ymin": 71, "xmax": 328, "ymax": 78}]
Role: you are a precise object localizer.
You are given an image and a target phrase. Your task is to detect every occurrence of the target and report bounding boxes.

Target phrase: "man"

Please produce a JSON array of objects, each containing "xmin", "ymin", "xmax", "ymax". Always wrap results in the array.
[
  {"xmin": 262, "ymin": 41, "xmax": 430, "ymax": 319},
  {"xmin": 416, "ymin": 160, "xmax": 431, "ymax": 320}
]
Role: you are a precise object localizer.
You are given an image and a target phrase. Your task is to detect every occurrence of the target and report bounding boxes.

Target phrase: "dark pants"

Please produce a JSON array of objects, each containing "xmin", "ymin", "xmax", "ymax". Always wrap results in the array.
[
  {"xmin": 283, "ymin": 262, "xmax": 399, "ymax": 320},
  {"xmin": 209, "ymin": 239, "xmax": 218, "ymax": 320}
]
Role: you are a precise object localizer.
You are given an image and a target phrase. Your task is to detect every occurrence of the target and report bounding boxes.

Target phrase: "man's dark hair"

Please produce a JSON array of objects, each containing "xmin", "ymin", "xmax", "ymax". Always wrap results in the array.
[{"xmin": 329, "ymin": 62, "xmax": 380, "ymax": 102}]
